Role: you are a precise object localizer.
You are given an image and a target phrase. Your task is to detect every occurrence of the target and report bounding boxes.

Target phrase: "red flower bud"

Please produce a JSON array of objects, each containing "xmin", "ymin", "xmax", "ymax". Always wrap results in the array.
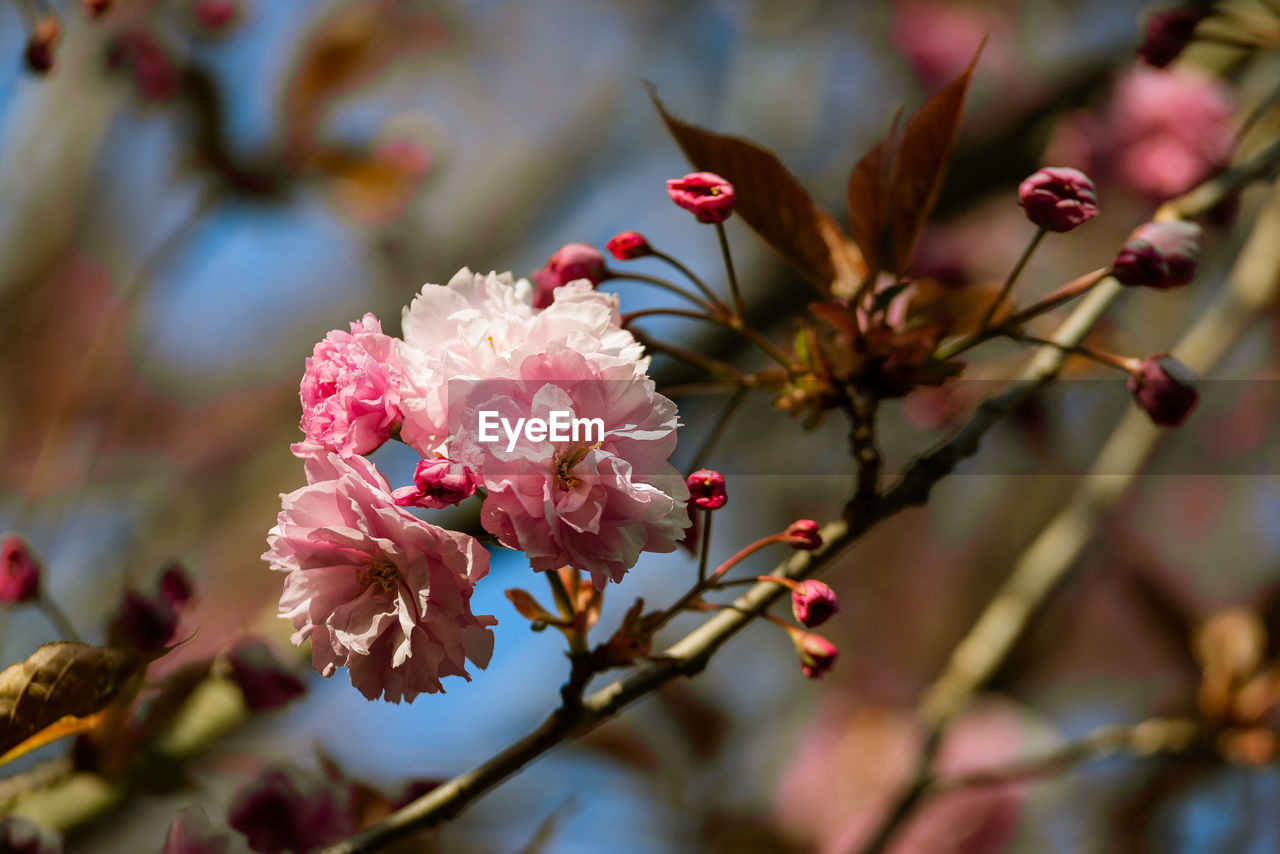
[
  {"xmin": 793, "ymin": 631, "xmax": 838, "ymax": 679},
  {"xmin": 1018, "ymin": 167, "xmax": 1098, "ymax": 232},
  {"xmin": 83, "ymin": 0, "xmax": 112, "ymax": 18},
  {"xmin": 159, "ymin": 562, "xmax": 194, "ymax": 606},
  {"xmin": 791, "ymin": 580, "xmax": 839, "ymax": 628},
  {"xmin": 666, "ymin": 172, "xmax": 735, "ymax": 224},
  {"xmin": 0, "ymin": 536, "xmax": 41, "ymax": 606},
  {"xmin": 193, "ymin": 0, "xmax": 238, "ymax": 31},
  {"xmin": 1128, "ymin": 354, "xmax": 1200, "ymax": 427},
  {"xmin": 782, "ymin": 520, "xmax": 822, "ymax": 551},
  {"xmin": 227, "ymin": 765, "xmax": 354, "ymax": 854},
  {"xmin": 606, "ymin": 231, "xmax": 653, "ymax": 260},
  {"xmin": 25, "ymin": 15, "xmax": 62, "ymax": 74},
  {"xmin": 531, "ymin": 243, "xmax": 607, "ymax": 309},
  {"xmin": 1139, "ymin": 7, "xmax": 1209, "ymax": 68},
  {"xmin": 108, "ymin": 590, "xmax": 179, "ymax": 653},
  {"xmin": 1113, "ymin": 221, "xmax": 1202, "ymax": 289},
  {"xmin": 393, "ymin": 457, "xmax": 478, "ymax": 509},
  {"xmin": 226, "ymin": 638, "xmax": 306, "ymax": 712},
  {"xmin": 686, "ymin": 468, "xmax": 727, "ymax": 510}
]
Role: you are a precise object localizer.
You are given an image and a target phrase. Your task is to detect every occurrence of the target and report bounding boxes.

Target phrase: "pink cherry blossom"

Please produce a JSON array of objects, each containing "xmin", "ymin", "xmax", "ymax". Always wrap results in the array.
[
  {"xmin": 263, "ymin": 454, "xmax": 496, "ymax": 702},
  {"xmin": 397, "ymin": 268, "xmax": 644, "ymax": 454},
  {"xmin": 1045, "ymin": 66, "xmax": 1233, "ymax": 201},
  {"xmin": 450, "ymin": 346, "xmax": 690, "ymax": 586},
  {"xmin": 292, "ymin": 314, "xmax": 403, "ymax": 459}
]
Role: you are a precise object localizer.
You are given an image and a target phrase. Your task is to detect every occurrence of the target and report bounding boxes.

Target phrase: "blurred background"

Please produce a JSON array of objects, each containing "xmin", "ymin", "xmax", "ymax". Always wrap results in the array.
[{"xmin": 4, "ymin": 0, "xmax": 1280, "ymax": 851}]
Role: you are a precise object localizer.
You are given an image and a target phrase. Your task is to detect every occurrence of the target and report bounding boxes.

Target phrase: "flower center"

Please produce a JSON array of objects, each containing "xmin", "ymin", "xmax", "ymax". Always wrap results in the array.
[
  {"xmin": 357, "ymin": 557, "xmax": 400, "ymax": 593},
  {"xmin": 552, "ymin": 444, "xmax": 593, "ymax": 490}
]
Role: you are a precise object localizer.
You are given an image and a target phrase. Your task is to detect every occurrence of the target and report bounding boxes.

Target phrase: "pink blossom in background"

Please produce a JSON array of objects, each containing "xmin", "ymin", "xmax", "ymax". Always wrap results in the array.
[
  {"xmin": 889, "ymin": 0, "xmax": 1012, "ymax": 88},
  {"xmin": 264, "ymin": 454, "xmax": 496, "ymax": 702},
  {"xmin": 1045, "ymin": 66, "xmax": 1234, "ymax": 201},
  {"xmin": 451, "ymin": 347, "xmax": 689, "ymax": 586},
  {"xmin": 397, "ymin": 268, "xmax": 644, "ymax": 454},
  {"xmin": 292, "ymin": 314, "xmax": 403, "ymax": 459},
  {"xmin": 775, "ymin": 700, "xmax": 1031, "ymax": 854}
]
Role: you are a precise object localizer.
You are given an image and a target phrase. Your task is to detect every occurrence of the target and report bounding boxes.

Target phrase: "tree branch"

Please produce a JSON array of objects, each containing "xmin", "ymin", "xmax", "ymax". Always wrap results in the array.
[{"xmin": 856, "ymin": 142, "xmax": 1280, "ymax": 854}]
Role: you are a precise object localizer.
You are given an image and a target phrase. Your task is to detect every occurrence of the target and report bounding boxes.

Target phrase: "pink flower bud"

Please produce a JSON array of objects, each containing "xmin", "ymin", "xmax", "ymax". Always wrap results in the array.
[
  {"xmin": 24, "ymin": 16, "xmax": 61, "ymax": 74},
  {"xmin": 0, "ymin": 536, "xmax": 41, "ymax": 606},
  {"xmin": 686, "ymin": 468, "xmax": 727, "ymax": 510},
  {"xmin": 227, "ymin": 765, "xmax": 354, "ymax": 854},
  {"xmin": 793, "ymin": 631, "xmax": 838, "ymax": 679},
  {"xmin": 1113, "ymin": 221, "xmax": 1202, "ymax": 289},
  {"xmin": 792, "ymin": 580, "xmax": 839, "ymax": 628},
  {"xmin": 666, "ymin": 172, "xmax": 735, "ymax": 224},
  {"xmin": 227, "ymin": 638, "xmax": 306, "ymax": 712},
  {"xmin": 531, "ymin": 243, "xmax": 607, "ymax": 309},
  {"xmin": 83, "ymin": 0, "xmax": 112, "ymax": 18},
  {"xmin": 160, "ymin": 806, "xmax": 231, "ymax": 854},
  {"xmin": 159, "ymin": 562, "xmax": 194, "ymax": 606},
  {"xmin": 1128, "ymin": 354, "xmax": 1200, "ymax": 427},
  {"xmin": 393, "ymin": 457, "xmax": 478, "ymax": 509},
  {"xmin": 782, "ymin": 520, "xmax": 822, "ymax": 551},
  {"xmin": 193, "ymin": 0, "xmax": 238, "ymax": 31},
  {"xmin": 1017, "ymin": 167, "xmax": 1098, "ymax": 232},
  {"xmin": 1139, "ymin": 8, "xmax": 1209, "ymax": 68},
  {"xmin": 606, "ymin": 231, "xmax": 653, "ymax": 260},
  {"xmin": 0, "ymin": 816, "xmax": 61, "ymax": 854}
]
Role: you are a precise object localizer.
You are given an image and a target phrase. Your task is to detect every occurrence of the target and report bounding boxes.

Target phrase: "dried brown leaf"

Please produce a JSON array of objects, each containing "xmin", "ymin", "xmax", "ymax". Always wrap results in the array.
[{"xmin": 0, "ymin": 643, "xmax": 143, "ymax": 766}]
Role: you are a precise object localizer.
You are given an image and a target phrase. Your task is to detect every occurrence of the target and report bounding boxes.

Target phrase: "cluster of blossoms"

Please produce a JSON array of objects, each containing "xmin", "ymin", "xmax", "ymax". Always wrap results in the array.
[{"xmin": 267, "ymin": 265, "xmax": 691, "ymax": 701}]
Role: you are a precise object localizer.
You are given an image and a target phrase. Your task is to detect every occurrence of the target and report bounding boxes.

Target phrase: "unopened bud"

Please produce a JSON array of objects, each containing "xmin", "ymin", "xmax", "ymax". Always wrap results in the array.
[
  {"xmin": 606, "ymin": 231, "xmax": 653, "ymax": 260},
  {"xmin": 393, "ymin": 457, "xmax": 478, "ymax": 509},
  {"xmin": 791, "ymin": 579, "xmax": 839, "ymax": 628},
  {"xmin": 0, "ymin": 535, "xmax": 41, "ymax": 606},
  {"xmin": 1018, "ymin": 167, "xmax": 1099, "ymax": 232},
  {"xmin": 1113, "ymin": 221, "xmax": 1202, "ymax": 289},
  {"xmin": 782, "ymin": 520, "xmax": 822, "ymax": 551},
  {"xmin": 531, "ymin": 243, "xmax": 607, "ymax": 309},
  {"xmin": 1128, "ymin": 354, "xmax": 1200, "ymax": 427},
  {"xmin": 686, "ymin": 468, "xmax": 727, "ymax": 510},
  {"xmin": 667, "ymin": 172, "xmax": 735, "ymax": 224}
]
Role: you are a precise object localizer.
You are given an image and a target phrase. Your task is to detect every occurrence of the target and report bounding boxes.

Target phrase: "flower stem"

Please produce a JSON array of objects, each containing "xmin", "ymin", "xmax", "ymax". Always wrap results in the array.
[
  {"xmin": 608, "ymin": 272, "xmax": 720, "ymax": 314},
  {"xmin": 651, "ymin": 249, "xmax": 724, "ymax": 308},
  {"xmin": 40, "ymin": 595, "xmax": 81, "ymax": 643},
  {"xmin": 714, "ymin": 222, "xmax": 746, "ymax": 320},
  {"xmin": 697, "ymin": 511, "xmax": 713, "ymax": 585},
  {"xmin": 977, "ymin": 227, "xmax": 1045, "ymax": 332}
]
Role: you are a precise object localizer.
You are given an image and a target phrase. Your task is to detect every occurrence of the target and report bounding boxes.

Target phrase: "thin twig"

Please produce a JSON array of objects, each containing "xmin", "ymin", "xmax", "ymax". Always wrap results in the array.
[{"xmin": 977, "ymin": 227, "xmax": 1045, "ymax": 332}]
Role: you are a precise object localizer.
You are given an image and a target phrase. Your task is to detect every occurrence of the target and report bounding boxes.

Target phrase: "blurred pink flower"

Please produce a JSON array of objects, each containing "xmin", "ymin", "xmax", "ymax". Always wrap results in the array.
[
  {"xmin": 889, "ymin": 0, "xmax": 1011, "ymax": 88},
  {"xmin": 264, "ymin": 454, "xmax": 496, "ymax": 702},
  {"xmin": 775, "ymin": 701, "xmax": 1029, "ymax": 854},
  {"xmin": 398, "ymin": 268, "xmax": 643, "ymax": 454},
  {"xmin": 452, "ymin": 347, "xmax": 689, "ymax": 585},
  {"xmin": 292, "ymin": 314, "xmax": 403, "ymax": 459},
  {"xmin": 1046, "ymin": 66, "xmax": 1234, "ymax": 201}
]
